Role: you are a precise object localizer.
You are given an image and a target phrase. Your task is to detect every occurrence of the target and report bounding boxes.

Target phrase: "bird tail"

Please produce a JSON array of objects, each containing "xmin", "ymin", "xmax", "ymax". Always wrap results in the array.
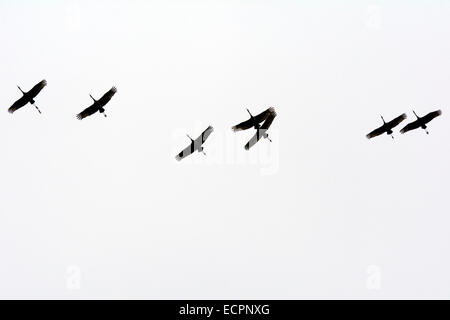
[{"xmin": 34, "ymin": 104, "xmax": 42, "ymax": 114}]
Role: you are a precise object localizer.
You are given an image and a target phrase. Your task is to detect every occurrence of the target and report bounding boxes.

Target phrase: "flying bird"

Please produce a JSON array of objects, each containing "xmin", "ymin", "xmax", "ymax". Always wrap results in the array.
[
  {"xmin": 8, "ymin": 80, "xmax": 47, "ymax": 114},
  {"xmin": 175, "ymin": 126, "xmax": 214, "ymax": 161},
  {"xmin": 400, "ymin": 110, "xmax": 442, "ymax": 135},
  {"xmin": 76, "ymin": 87, "xmax": 117, "ymax": 120},
  {"xmin": 366, "ymin": 113, "xmax": 407, "ymax": 139},
  {"xmin": 232, "ymin": 107, "xmax": 277, "ymax": 149},
  {"xmin": 244, "ymin": 110, "xmax": 277, "ymax": 150},
  {"xmin": 231, "ymin": 107, "xmax": 275, "ymax": 132}
]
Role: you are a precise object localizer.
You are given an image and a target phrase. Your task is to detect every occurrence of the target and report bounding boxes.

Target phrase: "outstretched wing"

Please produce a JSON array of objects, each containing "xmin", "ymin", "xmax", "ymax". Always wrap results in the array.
[
  {"xmin": 76, "ymin": 104, "xmax": 98, "ymax": 120},
  {"xmin": 231, "ymin": 107, "xmax": 274, "ymax": 131},
  {"xmin": 387, "ymin": 113, "xmax": 407, "ymax": 129},
  {"xmin": 422, "ymin": 110, "xmax": 442, "ymax": 124},
  {"xmin": 175, "ymin": 143, "xmax": 194, "ymax": 161},
  {"xmin": 366, "ymin": 125, "xmax": 386, "ymax": 139},
  {"xmin": 28, "ymin": 80, "xmax": 47, "ymax": 98},
  {"xmin": 198, "ymin": 126, "xmax": 214, "ymax": 144},
  {"xmin": 244, "ymin": 111, "xmax": 276, "ymax": 150},
  {"xmin": 244, "ymin": 130, "xmax": 265, "ymax": 150},
  {"xmin": 97, "ymin": 87, "xmax": 117, "ymax": 108},
  {"xmin": 400, "ymin": 119, "xmax": 421, "ymax": 134},
  {"xmin": 192, "ymin": 125, "xmax": 214, "ymax": 150},
  {"xmin": 8, "ymin": 95, "xmax": 28, "ymax": 113},
  {"xmin": 260, "ymin": 110, "xmax": 276, "ymax": 129}
]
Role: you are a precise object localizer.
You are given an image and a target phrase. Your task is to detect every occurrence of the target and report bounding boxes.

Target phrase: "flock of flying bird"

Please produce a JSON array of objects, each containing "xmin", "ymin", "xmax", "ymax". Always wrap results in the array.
[
  {"xmin": 8, "ymin": 80, "xmax": 117, "ymax": 120},
  {"xmin": 7, "ymin": 79, "xmax": 443, "ymax": 160},
  {"xmin": 7, "ymin": 79, "xmax": 278, "ymax": 160},
  {"xmin": 176, "ymin": 107, "xmax": 277, "ymax": 160},
  {"xmin": 366, "ymin": 110, "xmax": 442, "ymax": 139}
]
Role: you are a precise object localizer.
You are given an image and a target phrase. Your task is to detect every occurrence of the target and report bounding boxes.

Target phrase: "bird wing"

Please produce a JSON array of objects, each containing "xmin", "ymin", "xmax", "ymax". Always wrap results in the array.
[
  {"xmin": 76, "ymin": 104, "xmax": 98, "ymax": 120},
  {"xmin": 245, "ymin": 130, "xmax": 265, "ymax": 150},
  {"xmin": 192, "ymin": 125, "xmax": 214, "ymax": 150},
  {"xmin": 8, "ymin": 95, "xmax": 28, "ymax": 113},
  {"xmin": 422, "ymin": 110, "xmax": 442, "ymax": 124},
  {"xmin": 199, "ymin": 126, "xmax": 214, "ymax": 144},
  {"xmin": 27, "ymin": 80, "xmax": 47, "ymax": 98},
  {"xmin": 244, "ymin": 112, "xmax": 276, "ymax": 150},
  {"xmin": 387, "ymin": 113, "xmax": 407, "ymax": 128},
  {"xmin": 366, "ymin": 125, "xmax": 386, "ymax": 139},
  {"xmin": 400, "ymin": 119, "xmax": 421, "ymax": 134},
  {"xmin": 96, "ymin": 87, "xmax": 117, "ymax": 108},
  {"xmin": 260, "ymin": 110, "xmax": 276, "ymax": 129},
  {"xmin": 231, "ymin": 107, "xmax": 275, "ymax": 131},
  {"xmin": 175, "ymin": 143, "xmax": 194, "ymax": 161}
]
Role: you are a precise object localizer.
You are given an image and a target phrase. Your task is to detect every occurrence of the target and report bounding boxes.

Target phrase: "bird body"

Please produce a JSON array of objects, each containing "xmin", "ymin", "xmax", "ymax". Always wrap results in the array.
[
  {"xmin": 76, "ymin": 87, "xmax": 117, "ymax": 120},
  {"xmin": 8, "ymin": 80, "xmax": 47, "ymax": 114},
  {"xmin": 176, "ymin": 126, "xmax": 214, "ymax": 161},
  {"xmin": 400, "ymin": 110, "xmax": 442, "ymax": 134},
  {"xmin": 366, "ymin": 113, "xmax": 407, "ymax": 139},
  {"xmin": 232, "ymin": 107, "xmax": 277, "ymax": 149}
]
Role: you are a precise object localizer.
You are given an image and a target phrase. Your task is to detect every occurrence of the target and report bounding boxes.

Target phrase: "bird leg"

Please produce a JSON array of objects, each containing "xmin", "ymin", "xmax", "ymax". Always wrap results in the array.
[{"xmin": 33, "ymin": 104, "xmax": 42, "ymax": 114}]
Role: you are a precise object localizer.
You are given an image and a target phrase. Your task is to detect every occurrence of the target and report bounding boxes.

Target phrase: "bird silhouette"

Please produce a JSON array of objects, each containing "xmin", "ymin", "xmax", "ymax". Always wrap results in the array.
[
  {"xmin": 8, "ymin": 80, "xmax": 47, "ymax": 114},
  {"xmin": 366, "ymin": 113, "xmax": 407, "ymax": 139},
  {"xmin": 231, "ymin": 107, "xmax": 275, "ymax": 131},
  {"xmin": 232, "ymin": 107, "xmax": 277, "ymax": 149},
  {"xmin": 175, "ymin": 126, "xmax": 214, "ymax": 161},
  {"xmin": 244, "ymin": 109, "xmax": 277, "ymax": 150},
  {"xmin": 76, "ymin": 87, "xmax": 117, "ymax": 120},
  {"xmin": 400, "ymin": 110, "xmax": 442, "ymax": 135}
]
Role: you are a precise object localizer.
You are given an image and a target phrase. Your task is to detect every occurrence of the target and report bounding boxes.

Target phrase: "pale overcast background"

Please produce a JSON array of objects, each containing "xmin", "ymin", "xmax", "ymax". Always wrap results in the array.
[{"xmin": 0, "ymin": 0, "xmax": 449, "ymax": 299}]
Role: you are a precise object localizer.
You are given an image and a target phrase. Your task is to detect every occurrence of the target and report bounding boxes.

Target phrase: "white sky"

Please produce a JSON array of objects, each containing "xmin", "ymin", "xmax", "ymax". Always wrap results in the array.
[{"xmin": 0, "ymin": 0, "xmax": 449, "ymax": 299}]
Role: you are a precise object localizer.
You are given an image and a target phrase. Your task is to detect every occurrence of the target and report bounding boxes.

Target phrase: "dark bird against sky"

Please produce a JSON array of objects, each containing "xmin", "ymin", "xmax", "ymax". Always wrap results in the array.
[
  {"xmin": 366, "ymin": 113, "xmax": 407, "ymax": 139},
  {"xmin": 76, "ymin": 87, "xmax": 117, "ymax": 120},
  {"xmin": 400, "ymin": 110, "xmax": 442, "ymax": 135},
  {"xmin": 8, "ymin": 80, "xmax": 47, "ymax": 114},
  {"xmin": 245, "ymin": 109, "xmax": 277, "ymax": 150},
  {"xmin": 175, "ymin": 126, "xmax": 214, "ymax": 161},
  {"xmin": 232, "ymin": 107, "xmax": 277, "ymax": 149}
]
